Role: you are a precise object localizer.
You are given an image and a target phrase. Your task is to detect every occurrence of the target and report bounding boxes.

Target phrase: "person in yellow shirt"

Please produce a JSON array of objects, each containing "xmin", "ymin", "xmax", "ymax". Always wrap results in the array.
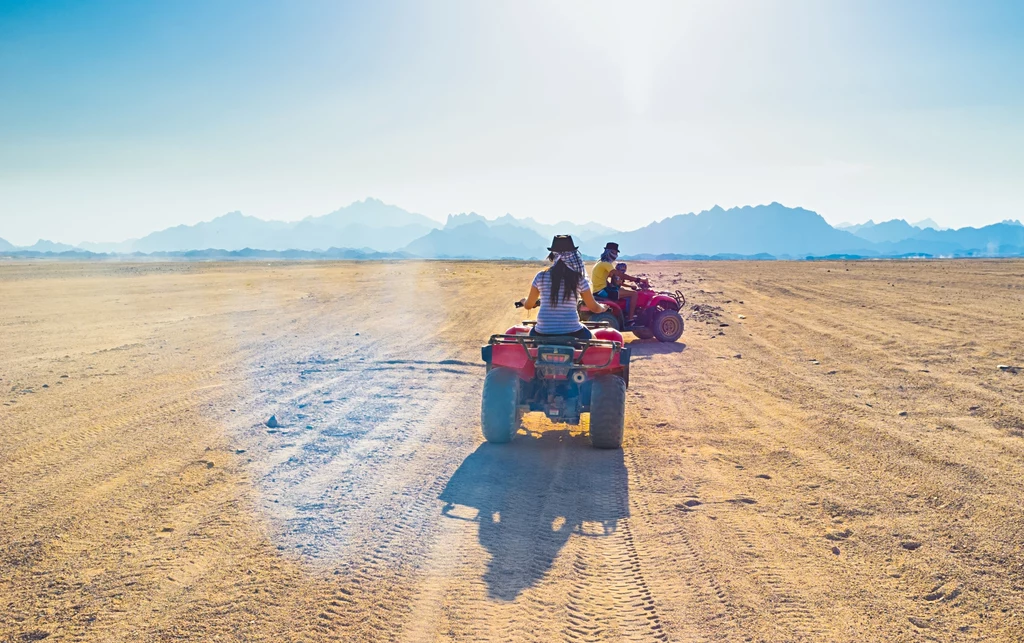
[{"xmin": 591, "ymin": 242, "xmax": 641, "ymax": 320}]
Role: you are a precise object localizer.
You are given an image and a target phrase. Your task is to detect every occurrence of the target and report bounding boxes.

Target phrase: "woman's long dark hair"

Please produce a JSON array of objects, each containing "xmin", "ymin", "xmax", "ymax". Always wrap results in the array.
[{"xmin": 549, "ymin": 260, "xmax": 581, "ymax": 305}]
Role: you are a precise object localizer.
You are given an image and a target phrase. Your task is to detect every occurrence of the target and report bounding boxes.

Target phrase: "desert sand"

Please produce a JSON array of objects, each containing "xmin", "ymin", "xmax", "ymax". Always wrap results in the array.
[{"xmin": 2, "ymin": 259, "xmax": 1023, "ymax": 642}]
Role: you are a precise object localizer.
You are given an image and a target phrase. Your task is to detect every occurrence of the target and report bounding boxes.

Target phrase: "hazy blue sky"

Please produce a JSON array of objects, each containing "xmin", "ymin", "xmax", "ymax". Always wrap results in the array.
[{"xmin": 2, "ymin": 0, "xmax": 1022, "ymax": 244}]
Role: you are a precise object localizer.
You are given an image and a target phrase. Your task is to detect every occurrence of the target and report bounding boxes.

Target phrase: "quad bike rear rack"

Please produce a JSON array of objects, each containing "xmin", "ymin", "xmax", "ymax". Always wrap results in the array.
[{"xmin": 484, "ymin": 333, "xmax": 625, "ymax": 370}]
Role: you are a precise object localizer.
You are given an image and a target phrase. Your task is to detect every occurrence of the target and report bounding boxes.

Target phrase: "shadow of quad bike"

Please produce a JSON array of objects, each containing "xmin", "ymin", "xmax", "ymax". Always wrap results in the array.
[{"xmin": 439, "ymin": 431, "xmax": 629, "ymax": 601}]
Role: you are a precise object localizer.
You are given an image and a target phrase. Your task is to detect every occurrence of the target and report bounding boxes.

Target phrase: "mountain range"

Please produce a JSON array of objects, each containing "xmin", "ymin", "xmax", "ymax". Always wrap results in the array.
[
  {"xmin": 129, "ymin": 198, "xmax": 435, "ymax": 253},
  {"xmin": 3, "ymin": 199, "xmax": 1023, "ymax": 260}
]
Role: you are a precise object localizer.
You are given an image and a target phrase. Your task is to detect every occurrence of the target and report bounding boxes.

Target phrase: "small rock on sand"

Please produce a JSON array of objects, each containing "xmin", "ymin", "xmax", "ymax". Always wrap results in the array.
[
  {"xmin": 899, "ymin": 411, "xmax": 908, "ymax": 417},
  {"xmin": 908, "ymin": 617, "xmax": 930, "ymax": 629},
  {"xmin": 831, "ymin": 546, "xmax": 841, "ymax": 555},
  {"xmin": 266, "ymin": 415, "xmax": 280, "ymax": 428},
  {"xmin": 997, "ymin": 365, "xmax": 1020, "ymax": 374}
]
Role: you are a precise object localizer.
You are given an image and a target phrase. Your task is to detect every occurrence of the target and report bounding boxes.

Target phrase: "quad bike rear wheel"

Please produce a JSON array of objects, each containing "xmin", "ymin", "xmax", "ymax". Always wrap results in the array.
[
  {"xmin": 652, "ymin": 309, "xmax": 684, "ymax": 342},
  {"xmin": 481, "ymin": 367, "xmax": 520, "ymax": 443},
  {"xmin": 588, "ymin": 311, "xmax": 621, "ymax": 331},
  {"xmin": 589, "ymin": 374, "xmax": 626, "ymax": 449}
]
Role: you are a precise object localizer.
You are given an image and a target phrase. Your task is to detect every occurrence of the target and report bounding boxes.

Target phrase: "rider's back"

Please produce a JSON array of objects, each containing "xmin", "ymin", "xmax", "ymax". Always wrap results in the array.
[{"xmin": 532, "ymin": 269, "xmax": 591, "ymax": 334}]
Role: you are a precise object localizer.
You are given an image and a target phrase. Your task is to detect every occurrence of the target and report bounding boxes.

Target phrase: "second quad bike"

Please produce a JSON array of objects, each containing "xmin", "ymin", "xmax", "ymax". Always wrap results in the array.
[
  {"xmin": 480, "ymin": 317, "xmax": 630, "ymax": 449},
  {"xmin": 580, "ymin": 277, "xmax": 685, "ymax": 342}
]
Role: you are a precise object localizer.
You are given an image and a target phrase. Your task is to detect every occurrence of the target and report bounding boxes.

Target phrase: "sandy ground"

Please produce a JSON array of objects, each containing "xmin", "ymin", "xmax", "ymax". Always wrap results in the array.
[{"xmin": 2, "ymin": 259, "xmax": 1023, "ymax": 642}]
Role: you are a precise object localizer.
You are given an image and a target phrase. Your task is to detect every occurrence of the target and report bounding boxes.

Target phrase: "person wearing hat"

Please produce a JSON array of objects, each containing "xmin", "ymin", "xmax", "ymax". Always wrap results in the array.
[
  {"xmin": 518, "ymin": 235, "xmax": 610, "ymax": 339},
  {"xmin": 592, "ymin": 242, "xmax": 641, "ymax": 320}
]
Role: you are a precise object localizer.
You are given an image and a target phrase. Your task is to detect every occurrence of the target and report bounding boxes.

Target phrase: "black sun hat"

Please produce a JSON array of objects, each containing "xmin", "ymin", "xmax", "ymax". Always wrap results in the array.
[
  {"xmin": 548, "ymin": 235, "xmax": 579, "ymax": 252},
  {"xmin": 604, "ymin": 242, "xmax": 620, "ymax": 252}
]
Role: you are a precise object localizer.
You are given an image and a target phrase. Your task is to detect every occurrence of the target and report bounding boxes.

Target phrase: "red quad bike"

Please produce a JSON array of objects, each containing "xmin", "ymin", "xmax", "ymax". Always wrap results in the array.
[
  {"xmin": 581, "ymin": 278, "xmax": 685, "ymax": 342},
  {"xmin": 480, "ymin": 310, "xmax": 630, "ymax": 449}
]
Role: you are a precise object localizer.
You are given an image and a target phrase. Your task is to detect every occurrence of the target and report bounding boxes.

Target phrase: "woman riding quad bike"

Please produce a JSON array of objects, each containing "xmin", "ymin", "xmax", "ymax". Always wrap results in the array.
[
  {"xmin": 482, "ymin": 235, "xmax": 630, "ymax": 448},
  {"xmin": 517, "ymin": 235, "xmax": 610, "ymax": 339}
]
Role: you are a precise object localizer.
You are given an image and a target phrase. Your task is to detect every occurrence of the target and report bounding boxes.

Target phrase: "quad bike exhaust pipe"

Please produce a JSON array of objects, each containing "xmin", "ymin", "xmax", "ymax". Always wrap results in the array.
[{"xmin": 572, "ymin": 371, "xmax": 586, "ymax": 384}]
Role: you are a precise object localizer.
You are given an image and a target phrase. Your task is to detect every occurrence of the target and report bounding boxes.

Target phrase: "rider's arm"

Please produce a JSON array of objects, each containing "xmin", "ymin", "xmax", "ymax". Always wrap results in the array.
[
  {"xmin": 580, "ymin": 289, "xmax": 610, "ymax": 314},
  {"xmin": 619, "ymin": 270, "xmax": 645, "ymax": 285},
  {"xmin": 520, "ymin": 286, "xmax": 541, "ymax": 310},
  {"xmin": 609, "ymin": 267, "xmax": 636, "ymax": 283}
]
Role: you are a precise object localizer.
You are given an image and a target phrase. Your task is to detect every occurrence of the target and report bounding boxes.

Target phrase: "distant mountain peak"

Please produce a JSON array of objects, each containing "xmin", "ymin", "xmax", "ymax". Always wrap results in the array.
[
  {"xmin": 911, "ymin": 218, "xmax": 944, "ymax": 230},
  {"xmin": 215, "ymin": 210, "xmax": 251, "ymax": 221},
  {"xmin": 24, "ymin": 239, "xmax": 79, "ymax": 252},
  {"xmin": 847, "ymin": 218, "xmax": 923, "ymax": 244},
  {"xmin": 445, "ymin": 212, "xmax": 487, "ymax": 229},
  {"xmin": 615, "ymin": 202, "xmax": 867, "ymax": 257}
]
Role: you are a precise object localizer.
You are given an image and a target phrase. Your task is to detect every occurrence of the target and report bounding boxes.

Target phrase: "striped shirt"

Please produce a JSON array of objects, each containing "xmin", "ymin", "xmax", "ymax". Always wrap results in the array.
[{"xmin": 532, "ymin": 269, "xmax": 592, "ymax": 334}]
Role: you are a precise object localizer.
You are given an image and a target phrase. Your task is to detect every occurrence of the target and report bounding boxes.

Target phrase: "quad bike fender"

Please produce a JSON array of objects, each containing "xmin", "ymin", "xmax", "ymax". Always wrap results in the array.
[
  {"xmin": 583, "ymin": 346, "xmax": 630, "ymax": 384},
  {"xmin": 648, "ymin": 293, "xmax": 680, "ymax": 310},
  {"xmin": 580, "ymin": 346, "xmax": 625, "ymax": 369},
  {"xmin": 489, "ymin": 343, "xmax": 529, "ymax": 369},
  {"xmin": 482, "ymin": 344, "xmax": 536, "ymax": 380}
]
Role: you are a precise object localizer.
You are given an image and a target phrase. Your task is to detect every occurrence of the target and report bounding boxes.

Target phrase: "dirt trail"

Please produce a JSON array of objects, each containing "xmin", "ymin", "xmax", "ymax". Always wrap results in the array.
[{"xmin": 1, "ymin": 260, "xmax": 1022, "ymax": 642}]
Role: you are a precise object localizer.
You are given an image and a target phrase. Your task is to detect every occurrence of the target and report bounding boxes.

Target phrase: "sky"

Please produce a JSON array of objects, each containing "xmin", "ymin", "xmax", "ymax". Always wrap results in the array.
[{"xmin": 1, "ymin": 0, "xmax": 1023, "ymax": 245}]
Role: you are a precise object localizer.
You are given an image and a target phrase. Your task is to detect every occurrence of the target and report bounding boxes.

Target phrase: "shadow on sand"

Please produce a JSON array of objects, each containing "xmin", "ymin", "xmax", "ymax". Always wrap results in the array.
[
  {"xmin": 439, "ymin": 431, "xmax": 628, "ymax": 600},
  {"xmin": 627, "ymin": 340, "xmax": 687, "ymax": 360}
]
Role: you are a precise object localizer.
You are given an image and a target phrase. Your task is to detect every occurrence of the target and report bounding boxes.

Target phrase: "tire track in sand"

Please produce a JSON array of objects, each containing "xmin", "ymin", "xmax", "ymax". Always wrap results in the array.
[{"xmin": 622, "ymin": 441, "xmax": 746, "ymax": 643}]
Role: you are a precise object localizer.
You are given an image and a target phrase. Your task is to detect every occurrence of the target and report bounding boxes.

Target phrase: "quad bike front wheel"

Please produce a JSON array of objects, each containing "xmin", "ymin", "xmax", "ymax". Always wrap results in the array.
[
  {"xmin": 589, "ymin": 374, "xmax": 626, "ymax": 449},
  {"xmin": 631, "ymin": 326, "xmax": 654, "ymax": 340},
  {"xmin": 481, "ymin": 367, "xmax": 521, "ymax": 443},
  {"xmin": 652, "ymin": 309, "xmax": 684, "ymax": 342}
]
